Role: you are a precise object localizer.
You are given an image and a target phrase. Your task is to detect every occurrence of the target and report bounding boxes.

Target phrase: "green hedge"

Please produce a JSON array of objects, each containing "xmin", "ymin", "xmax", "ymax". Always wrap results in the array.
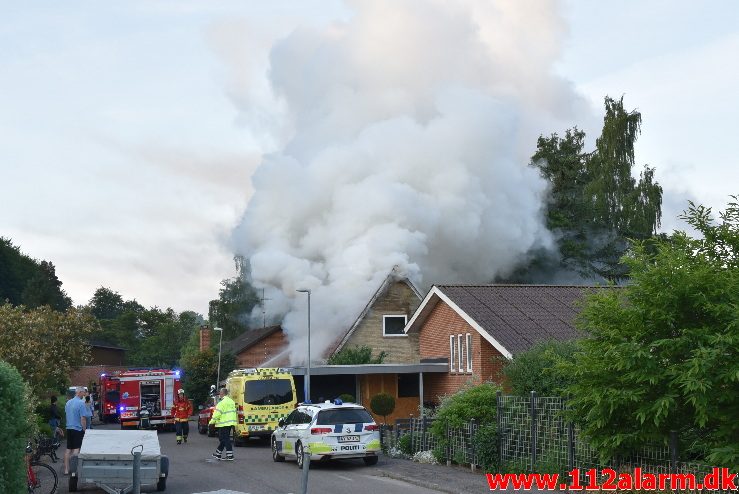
[{"xmin": 0, "ymin": 360, "xmax": 29, "ymax": 493}]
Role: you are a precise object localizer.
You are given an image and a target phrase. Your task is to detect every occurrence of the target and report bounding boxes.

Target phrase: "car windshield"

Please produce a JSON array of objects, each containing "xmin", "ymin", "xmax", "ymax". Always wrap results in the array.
[
  {"xmin": 244, "ymin": 379, "xmax": 293, "ymax": 406},
  {"xmin": 316, "ymin": 408, "xmax": 373, "ymax": 425}
]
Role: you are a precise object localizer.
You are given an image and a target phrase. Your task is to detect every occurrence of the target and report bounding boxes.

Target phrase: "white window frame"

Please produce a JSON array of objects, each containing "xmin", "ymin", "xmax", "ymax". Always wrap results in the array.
[
  {"xmin": 449, "ymin": 335, "xmax": 455, "ymax": 372},
  {"xmin": 382, "ymin": 315, "xmax": 408, "ymax": 337},
  {"xmin": 466, "ymin": 333, "xmax": 472, "ymax": 373},
  {"xmin": 457, "ymin": 334, "xmax": 464, "ymax": 373}
]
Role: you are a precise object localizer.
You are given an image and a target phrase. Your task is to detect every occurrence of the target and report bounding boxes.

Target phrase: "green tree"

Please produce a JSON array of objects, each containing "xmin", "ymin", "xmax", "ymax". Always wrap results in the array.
[
  {"xmin": 559, "ymin": 199, "xmax": 739, "ymax": 468},
  {"xmin": 132, "ymin": 310, "xmax": 202, "ymax": 367},
  {"xmin": 523, "ymin": 96, "xmax": 663, "ymax": 281},
  {"xmin": 327, "ymin": 345, "xmax": 387, "ymax": 365},
  {"xmin": 369, "ymin": 393, "xmax": 395, "ymax": 424},
  {"xmin": 0, "ymin": 304, "xmax": 97, "ymax": 393},
  {"xmin": 208, "ymin": 256, "xmax": 260, "ymax": 341},
  {"xmin": 88, "ymin": 286, "xmax": 126, "ymax": 320},
  {"xmin": 21, "ymin": 260, "xmax": 72, "ymax": 310},
  {"xmin": 0, "ymin": 238, "xmax": 71, "ymax": 310},
  {"xmin": 180, "ymin": 348, "xmax": 236, "ymax": 406},
  {"xmin": 502, "ymin": 340, "xmax": 579, "ymax": 396}
]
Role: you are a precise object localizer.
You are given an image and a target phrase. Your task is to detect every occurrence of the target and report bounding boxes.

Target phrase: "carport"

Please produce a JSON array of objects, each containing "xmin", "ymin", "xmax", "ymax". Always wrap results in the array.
[{"xmin": 288, "ymin": 360, "xmax": 447, "ymax": 423}]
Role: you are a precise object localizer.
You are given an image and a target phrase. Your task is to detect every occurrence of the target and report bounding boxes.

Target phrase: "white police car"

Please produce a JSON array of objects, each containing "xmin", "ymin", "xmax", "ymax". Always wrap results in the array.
[{"xmin": 271, "ymin": 399, "xmax": 381, "ymax": 468}]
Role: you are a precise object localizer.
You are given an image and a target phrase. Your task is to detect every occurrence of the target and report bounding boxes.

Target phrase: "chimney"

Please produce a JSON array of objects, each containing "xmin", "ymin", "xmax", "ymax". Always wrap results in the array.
[{"xmin": 199, "ymin": 325, "xmax": 212, "ymax": 352}]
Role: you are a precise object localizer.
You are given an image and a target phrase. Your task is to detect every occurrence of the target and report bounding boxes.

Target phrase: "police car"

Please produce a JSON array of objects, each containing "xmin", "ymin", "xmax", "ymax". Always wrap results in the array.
[{"xmin": 271, "ymin": 399, "xmax": 381, "ymax": 468}]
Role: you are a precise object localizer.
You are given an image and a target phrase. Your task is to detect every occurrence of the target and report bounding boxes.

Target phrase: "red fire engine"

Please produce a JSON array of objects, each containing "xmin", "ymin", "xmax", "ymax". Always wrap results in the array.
[
  {"xmin": 98, "ymin": 372, "xmax": 121, "ymax": 423},
  {"xmin": 117, "ymin": 368, "xmax": 183, "ymax": 430}
]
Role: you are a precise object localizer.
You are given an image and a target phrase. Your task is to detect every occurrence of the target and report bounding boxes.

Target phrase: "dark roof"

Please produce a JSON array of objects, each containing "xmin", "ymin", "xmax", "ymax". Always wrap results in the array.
[
  {"xmin": 409, "ymin": 284, "xmax": 613, "ymax": 357},
  {"xmin": 223, "ymin": 325, "xmax": 282, "ymax": 355},
  {"xmin": 88, "ymin": 339, "xmax": 126, "ymax": 351}
]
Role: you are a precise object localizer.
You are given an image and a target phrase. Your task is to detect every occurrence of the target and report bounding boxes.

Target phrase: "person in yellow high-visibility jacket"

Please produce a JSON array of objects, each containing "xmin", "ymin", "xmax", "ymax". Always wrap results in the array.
[{"xmin": 209, "ymin": 388, "xmax": 237, "ymax": 461}]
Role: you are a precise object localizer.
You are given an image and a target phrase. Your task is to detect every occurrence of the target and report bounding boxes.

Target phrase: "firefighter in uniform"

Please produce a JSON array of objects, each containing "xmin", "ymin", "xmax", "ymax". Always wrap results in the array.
[
  {"xmin": 173, "ymin": 388, "xmax": 193, "ymax": 444},
  {"xmin": 209, "ymin": 387, "xmax": 237, "ymax": 461}
]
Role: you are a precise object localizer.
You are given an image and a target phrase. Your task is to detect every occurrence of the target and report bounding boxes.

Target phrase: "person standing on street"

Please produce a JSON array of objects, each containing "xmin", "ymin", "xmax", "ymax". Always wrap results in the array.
[
  {"xmin": 83, "ymin": 391, "xmax": 94, "ymax": 429},
  {"xmin": 209, "ymin": 387, "xmax": 237, "ymax": 461},
  {"xmin": 64, "ymin": 387, "xmax": 88, "ymax": 475},
  {"xmin": 49, "ymin": 395, "xmax": 61, "ymax": 433},
  {"xmin": 173, "ymin": 388, "xmax": 193, "ymax": 445}
]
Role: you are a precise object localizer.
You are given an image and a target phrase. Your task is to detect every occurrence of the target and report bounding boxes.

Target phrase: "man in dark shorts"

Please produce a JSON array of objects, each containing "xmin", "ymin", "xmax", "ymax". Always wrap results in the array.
[{"xmin": 64, "ymin": 387, "xmax": 88, "ymax": 475}]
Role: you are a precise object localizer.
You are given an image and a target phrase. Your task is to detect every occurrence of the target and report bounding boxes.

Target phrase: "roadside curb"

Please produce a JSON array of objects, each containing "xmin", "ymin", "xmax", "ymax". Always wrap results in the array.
[{"xmin": 376, "ymin": 469, "xmax": 457, "ymax": 494}]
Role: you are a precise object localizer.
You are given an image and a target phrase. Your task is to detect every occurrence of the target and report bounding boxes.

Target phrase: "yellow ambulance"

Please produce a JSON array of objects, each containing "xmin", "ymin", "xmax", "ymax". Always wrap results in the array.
[{"xmin": 225, "ymin": 367, "xmax": 297, "ymax": 444}]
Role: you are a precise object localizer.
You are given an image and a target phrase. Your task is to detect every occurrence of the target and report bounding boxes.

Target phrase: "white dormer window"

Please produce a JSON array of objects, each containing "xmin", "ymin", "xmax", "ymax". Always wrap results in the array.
[
  {"xmin": 383, "ymin": 315, "xmax": 407, "ymax": 337},
  {"xmin": 449, "ymin": 335, "xmax": 455, "ymax": 372},
  {"xmin": 457, "ymin": 334, "xmax": 464, "ymax": 373}
]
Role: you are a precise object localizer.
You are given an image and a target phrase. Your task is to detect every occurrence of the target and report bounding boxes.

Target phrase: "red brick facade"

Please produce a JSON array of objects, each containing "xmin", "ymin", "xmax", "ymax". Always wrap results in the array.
[
  {"xmin": 235, "ymin": 330, "xmax": 290, "ymax": 368},
  {"xmin": 418, "ymin": 301, "xmax": 505, "ymax": 403},
  {"xmin": 199, "ymin": 325, "xmax": 212, "ymax": 352}
]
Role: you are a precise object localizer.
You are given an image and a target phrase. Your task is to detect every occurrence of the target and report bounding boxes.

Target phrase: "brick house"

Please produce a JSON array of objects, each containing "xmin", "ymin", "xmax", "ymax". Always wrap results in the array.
[
  {"xmin": 405, "ymin": 284, "xmax": 604, "ymax": 403},
  {"xmin": 69, "ymin": 340, "xmax": 128, "ymax": 388},
  {"xmin": 329, "ymin": 271, "xmax": 423, "ymax": 364},
  {"xmin": 219, "ymin": 325, "xmax": 290, "ymax": 368}
]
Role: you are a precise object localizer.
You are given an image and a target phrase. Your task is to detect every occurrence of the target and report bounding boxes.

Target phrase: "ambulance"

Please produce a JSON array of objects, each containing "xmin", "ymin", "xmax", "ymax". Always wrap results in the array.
[{"xmin": 225, "ymin": 368, "xmax": 297, "ymax": 444}]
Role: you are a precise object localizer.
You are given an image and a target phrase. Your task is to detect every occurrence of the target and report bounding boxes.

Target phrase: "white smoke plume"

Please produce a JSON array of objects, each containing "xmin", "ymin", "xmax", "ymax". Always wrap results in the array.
[{"xmin": 228, "ymin": 0, "xmax": 590, "ymax": 362}]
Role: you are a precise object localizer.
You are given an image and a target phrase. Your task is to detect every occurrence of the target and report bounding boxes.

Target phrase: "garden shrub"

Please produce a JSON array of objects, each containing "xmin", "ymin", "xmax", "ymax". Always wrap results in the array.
[
  {"xmin": 430, "ymin": 383, "xmax": 501, "ymax": 466},
  {"xmin": 0, "ymin": 360, "xmax": 29, "ymax": 493},
  {"xmin": 338, "ymin": 393, "xmax": 355, "ymax": 403},
  {"xmin": 474, "ymin": 423, "xmax": 499, "ymax": 472},
  {"xmin": 502, "ymin": 340, "xmax": 579, "ymax": 396},
  {"xmin": 398, "ymin": 433, "xmax": 412, "ymax": 455},
  {"xmin": 370, "ymin": 393, "xmax": 396, "ymax": 424},
  {"xmin": 431, "ymin": 382, "xmax": 500, "ymax": 433}
]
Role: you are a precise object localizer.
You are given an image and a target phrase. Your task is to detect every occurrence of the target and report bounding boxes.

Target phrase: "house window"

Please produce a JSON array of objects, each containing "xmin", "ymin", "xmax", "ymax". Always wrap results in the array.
[
  {"xmin": 457, "ymin": 334, "xmax": 463, "ymax": 373},
  {"xmin": 383, "ymin": 315, "xmax": 407, "ymax": 336},
  {"xmin": 466, "ymin": 333, "xmax": 472, "ymax": 373},
  {"xmin": 449, "ymin": 335, "xmax": 455, "ymax": 372},
  {"xmin": 397, "ymin": 374, "xmax": 420, "ymax": 397}
]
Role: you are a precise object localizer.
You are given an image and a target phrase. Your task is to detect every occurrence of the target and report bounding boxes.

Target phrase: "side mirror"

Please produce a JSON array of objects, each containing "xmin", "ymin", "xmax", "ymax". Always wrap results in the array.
[{"xmin": 278, "ymin": 418, "xmax": 285, "ymax": 428}]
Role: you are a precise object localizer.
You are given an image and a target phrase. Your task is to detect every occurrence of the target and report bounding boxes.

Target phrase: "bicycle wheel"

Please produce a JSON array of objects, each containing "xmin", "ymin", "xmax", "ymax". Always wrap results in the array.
[{"xmin": 28, "ymin": 462, "xmax": 58, "ymax": 494}]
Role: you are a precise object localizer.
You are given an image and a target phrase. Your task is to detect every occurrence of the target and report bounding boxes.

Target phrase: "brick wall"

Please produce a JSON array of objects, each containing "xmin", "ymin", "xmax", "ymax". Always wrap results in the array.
[
  {"xmin": 235, "ymin": 330, "xmax": 290, "ymax": 368},
  {"xmin": 340, "ymin": 281, "xmax": 421, "ymax": 363},
  {"xmin": 70, "ymin": 365, "xmax": 128, "ymax": 389},
  {"xmin": 418, "ymin": 300, "xmax": 506, "ymax": 403}
]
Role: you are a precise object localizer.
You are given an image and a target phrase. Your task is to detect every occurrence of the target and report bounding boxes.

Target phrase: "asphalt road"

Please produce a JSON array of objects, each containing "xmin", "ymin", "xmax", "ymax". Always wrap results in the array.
[{"xmin": 50, "ymin": 423, "xmax": 440, "ymax": 494}]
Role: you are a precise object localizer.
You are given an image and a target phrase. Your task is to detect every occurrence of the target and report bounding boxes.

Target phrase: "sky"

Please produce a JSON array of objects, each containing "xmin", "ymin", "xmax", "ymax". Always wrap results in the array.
[{"xmin": 1, "ymin": 0, "xmax": 738, "ymax": 316}]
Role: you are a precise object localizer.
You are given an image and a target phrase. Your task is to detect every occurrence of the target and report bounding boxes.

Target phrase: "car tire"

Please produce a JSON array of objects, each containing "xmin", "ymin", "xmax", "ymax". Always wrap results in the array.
[
  {"xmin": 296, "ymin": 442, "xmax": 306, "ymax": 469},
  {"xmin": 363, "ymin": 456, "xmax": 379, "ymax": 466},
  {"xmin": 272, "ymin": 438, "xmax": 285, "ymax": 462},
  {"xmin": 69, "ymin": 475, "xmax": 78, "ymax": 492},
  {"xmin": 198, "ymin": 424, "xmax": 206, "ymax": 435},
  {"xmin": 207, "ymin": 425, "xmax": 216, "ymax": 437},
  {"xmin": 157, "ymin": 477, "xmax": 167, "ymax": 491}
]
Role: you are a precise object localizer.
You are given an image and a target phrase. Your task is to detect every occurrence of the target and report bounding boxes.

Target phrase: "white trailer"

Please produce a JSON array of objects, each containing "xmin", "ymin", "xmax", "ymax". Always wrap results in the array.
[{"xmin": 70, "ymin": 429, "xmax": 169, "ymax": 493}]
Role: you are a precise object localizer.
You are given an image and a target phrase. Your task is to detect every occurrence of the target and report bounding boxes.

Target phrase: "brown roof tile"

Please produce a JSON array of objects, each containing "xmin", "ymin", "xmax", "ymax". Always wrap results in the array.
[{"xmin": 435, "ymin": 284, "xmax": 613, "ymax": 356}]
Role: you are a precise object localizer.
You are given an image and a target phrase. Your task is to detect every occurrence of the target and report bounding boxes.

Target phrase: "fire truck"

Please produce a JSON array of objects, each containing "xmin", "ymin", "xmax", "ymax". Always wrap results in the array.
[
  {"xmin": 98, "ymin": 372, "xmax": 121, "ymax": 423},
  {"xmin": 117, "ymin": 369, "xmax": 183, "ymax": 430}
]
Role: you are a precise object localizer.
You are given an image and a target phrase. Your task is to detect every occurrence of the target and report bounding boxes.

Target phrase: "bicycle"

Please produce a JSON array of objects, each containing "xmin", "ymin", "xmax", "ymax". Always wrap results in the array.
[
  {"xmin": 32, "ymin": 432, "xmax": 62, "ymax": 463},
  {"xmin": 27, "ymin": 440, "xmax": 58, "ymax": 494}
]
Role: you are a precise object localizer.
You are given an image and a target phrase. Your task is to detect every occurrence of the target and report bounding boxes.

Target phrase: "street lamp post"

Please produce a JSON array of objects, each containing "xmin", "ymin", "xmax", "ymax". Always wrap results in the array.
[
  {"xmin": 214, "ymin": 327, "xmax": 224, "ymax": 390},
  {"xmin": 296, "ymin": 289, "xmax": 311, "ymax": 402}
]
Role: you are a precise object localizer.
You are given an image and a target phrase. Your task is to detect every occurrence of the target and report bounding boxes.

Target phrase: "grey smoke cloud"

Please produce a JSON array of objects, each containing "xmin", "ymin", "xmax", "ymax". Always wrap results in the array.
[{"xmin": 228, "ymin": 0, "xmax": 590, "ymax": 362}]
